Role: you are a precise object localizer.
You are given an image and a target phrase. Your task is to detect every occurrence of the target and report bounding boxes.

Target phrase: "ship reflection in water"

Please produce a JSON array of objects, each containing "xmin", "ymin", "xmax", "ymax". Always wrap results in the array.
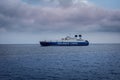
[{"xmin": 40, "ymin": 35, "xmax": 89, "ymax": 46}]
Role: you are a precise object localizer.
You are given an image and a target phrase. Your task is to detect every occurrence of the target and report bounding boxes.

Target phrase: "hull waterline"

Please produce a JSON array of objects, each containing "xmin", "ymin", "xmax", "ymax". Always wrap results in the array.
[{"xmin": 40, "ymin": 41, "xmax": 89, "ymax": 46}]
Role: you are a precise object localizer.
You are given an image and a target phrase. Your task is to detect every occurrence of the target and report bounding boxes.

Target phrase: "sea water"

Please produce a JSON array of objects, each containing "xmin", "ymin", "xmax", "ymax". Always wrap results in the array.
[{"xmin": 0, "ymin": 44, "xmax": 120, "ymax": 80}]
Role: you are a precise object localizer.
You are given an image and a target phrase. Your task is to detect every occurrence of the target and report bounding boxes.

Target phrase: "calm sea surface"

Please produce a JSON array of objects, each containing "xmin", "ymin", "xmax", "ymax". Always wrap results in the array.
[{"xmin": 0, "ymin": 44, "xmax": 120, "ymax": 80}]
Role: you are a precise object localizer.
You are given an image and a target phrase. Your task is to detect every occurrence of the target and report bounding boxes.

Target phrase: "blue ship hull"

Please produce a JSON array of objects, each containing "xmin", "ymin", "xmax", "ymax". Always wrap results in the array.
[{"xmin": 40, "ymin": 41, "xmax": 89, "ymax": 46}]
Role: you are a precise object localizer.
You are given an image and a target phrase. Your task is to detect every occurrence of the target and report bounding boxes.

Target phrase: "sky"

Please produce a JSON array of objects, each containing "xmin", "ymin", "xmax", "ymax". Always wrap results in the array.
[{"xmin": 0, "ymin": 0, "xmax": 120, "ymax": 44}]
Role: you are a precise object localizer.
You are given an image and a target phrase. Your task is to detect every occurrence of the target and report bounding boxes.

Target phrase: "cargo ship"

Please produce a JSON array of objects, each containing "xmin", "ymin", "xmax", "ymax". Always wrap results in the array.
[{"xmin": 40, "ymin": 35, "xmax": 89, "ymax": 46}]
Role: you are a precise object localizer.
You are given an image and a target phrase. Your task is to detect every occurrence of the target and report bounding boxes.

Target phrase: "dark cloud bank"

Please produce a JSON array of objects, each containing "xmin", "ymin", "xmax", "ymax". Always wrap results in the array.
[{"xmin": 0, "ymin": 0, "xmax": 120, "ymax": 33}]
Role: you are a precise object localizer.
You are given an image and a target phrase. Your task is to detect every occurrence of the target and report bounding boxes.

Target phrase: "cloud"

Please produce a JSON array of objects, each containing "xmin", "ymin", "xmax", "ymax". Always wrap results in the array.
[
  {"xmin": 0, "ymin": 0, "xmax": 120, "ymax": 34},
  {"xmin": 23, "ymin": 0, "xmax": 92, "ymax": 7}
]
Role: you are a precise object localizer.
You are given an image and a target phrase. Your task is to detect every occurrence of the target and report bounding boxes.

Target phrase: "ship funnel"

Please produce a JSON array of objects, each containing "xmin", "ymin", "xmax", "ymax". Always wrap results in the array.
[
  {"xmin": 79, "ymin": 35, "xmax": 82, "ymax": 37},
  {"xmin": 75, "ymin": 35, "xmax": 77, "ymax": 37}
]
